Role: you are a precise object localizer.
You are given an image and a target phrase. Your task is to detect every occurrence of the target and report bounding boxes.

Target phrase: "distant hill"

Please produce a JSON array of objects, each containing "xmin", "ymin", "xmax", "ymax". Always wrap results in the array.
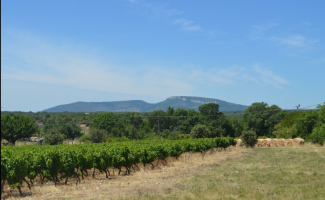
[{"xmin": 43, "ymin": 96, "xmax": 248, "ymax": 112}]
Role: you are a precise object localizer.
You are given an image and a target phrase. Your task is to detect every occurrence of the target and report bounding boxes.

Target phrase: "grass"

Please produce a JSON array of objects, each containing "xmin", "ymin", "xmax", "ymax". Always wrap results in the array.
[
  {"xmin": 3, "ymin": 146, "xmax": 325, "ymax": 200},
  {"xmin": 137, "ymin": 147, "xmax": 325, "ymax": 200}
]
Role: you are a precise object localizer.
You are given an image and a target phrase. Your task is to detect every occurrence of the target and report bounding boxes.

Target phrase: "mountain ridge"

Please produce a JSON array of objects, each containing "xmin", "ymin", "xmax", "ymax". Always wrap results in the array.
[{"xmin": 43, "ymin": 96, "xmax": 248, "ymax": 112}]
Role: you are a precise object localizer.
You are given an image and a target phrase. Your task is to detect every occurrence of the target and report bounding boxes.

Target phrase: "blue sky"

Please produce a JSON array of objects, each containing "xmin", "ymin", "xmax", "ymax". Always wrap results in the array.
[{"xmin": 1, "ymin": 0, "xmax": 324, "ymax": 112}]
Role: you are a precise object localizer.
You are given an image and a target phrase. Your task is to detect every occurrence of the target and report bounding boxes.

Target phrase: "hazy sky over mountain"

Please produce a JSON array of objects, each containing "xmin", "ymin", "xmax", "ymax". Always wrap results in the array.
[{"xmin": 1, "ymin": 0, "xmax": 324, "ymax": 111}]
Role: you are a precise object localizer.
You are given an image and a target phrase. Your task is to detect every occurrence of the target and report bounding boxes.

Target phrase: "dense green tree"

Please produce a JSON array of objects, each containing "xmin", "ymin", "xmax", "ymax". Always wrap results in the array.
[
  {"xmin": 162, "ymin": 129, "xmax": 178, "ymax": 140},
  {"xmin": 1, "ymin": 104, "xmax": 247, "ymax": 141},
  {"xmin": 166, "ymin": 106, "xmax": 174, "ymax": 116},
  {"xmin": 91, "ymin": 113, "xmax": 116, "ymax": 134},
  {"xmin": 295, "ymin": 110, "xmax": 318, "ymax": 138},
  {"xmin": 147, "ymin": 110, "xmax": 170, "ymax": 133},
  {"xmin": 110, "ymin": 127, "xmax": 121, "ymax": 138},
  {"xmin": 179, "ymin": 109, "xmax": 201, "ymax": 134},
  {"xmin": 58, "ymin": 123, "xmax": 82, "ymax": 139},
  {"xmin": 199, "ymin": 103, "xmax": 220, "ymax": 118},
  {"xmin": 308, "ymin": 103, "xmax": 325, "ymax": 144},
  {"xmin": 276, "ymin": 111, "xmax": 302, "ymax": 128},
  {"xmin": 317, "ymin": 103, "xmax": 325, "ymax": 124},
  {"xmin": 310, "ymin": 124, "xmax": 325, "ymax": 145},
  {"xmin": 1, "ymin": 114, "xmax": 39, "ymax": 144},
  {"xmin": 44, "ymin": 129, "xmax": 65, "ymax": 145},
  {"xmin": 243, "ymin": 102, "xmax": 285, "ymax": 137},
  {"xmin": 230, "ymin": 118, "xmax": 244, "ymax": 137},
  {"xmin": 124, "ymin": 124, "xmax": 138, "ymax": 139},
  {"xmin": 89, "ymin": 128, "xmax": 107, "ymax": 143},
  {"xmin": 190, "ymin": 124, "xmax": 210, "ymax": 138},
  {"xmin": 273, "ymin": 125, "xmax": 297, "ymax": 139}
]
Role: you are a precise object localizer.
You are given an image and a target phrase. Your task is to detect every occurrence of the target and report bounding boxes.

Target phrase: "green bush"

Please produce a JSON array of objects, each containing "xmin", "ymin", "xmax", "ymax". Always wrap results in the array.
[
  {"xmin": 190, "ymin": 124, "xmax": 211, "ymax": 138},
  {"xmin": 241, "ymin": 130, "xmax": 258, "ymax": 148},
  {"xmin": 273, "ymin": 125, "xmax": 297, "ymax": 139},
  {"xmin": 89, "ymin": 128, "xmax": 107, "ymax": 143},
  {"xmin": 310, "ymin": 124, "xmax": 325, "ymax": 145},
  {"xmin": 107, "ymin": 136, "xmax": 130, "ymax": 143},
  {"xmin": 79, "ymin": 134, "xmax": 91, "ymax": 142},
  {"xmin": 176, "ymin": 134, "xmax": 191, "ymax": 140},
  {"xmin": 44, "ymin": 129, "xmax": 65, "ymax": 145}
]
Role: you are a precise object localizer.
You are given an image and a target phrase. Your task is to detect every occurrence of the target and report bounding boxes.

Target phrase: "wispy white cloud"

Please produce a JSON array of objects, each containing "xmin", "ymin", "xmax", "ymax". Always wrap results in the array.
[
  {"xmin": 127, "ymin": 0, "xmax": 138, "ymax": 3},
  {"xmin": 254, "ymin": 65, "xmax": 289, "ymax": 89},
  {"xmin": 125, "ymin": 0, "xmax": 217, "ymax": 34},
  {"xmin": 1, "ymin": 31, "xmax": 290, "ymax": 102},
  {"xmin": 173, "ymin": 19, "xmax": 202, "ymax": 31},
  {"xmin": 321, "ymin": 57, "xmax": 325, "ymax": 63},
  {"xmin": 126, "ymin": 0, "xmax": 183, "ymax": 18},
  {"xmin": 270, "ymin": 35, "xmax": 317, "ymax": 47},
  {"xmin": 251, "ymin": 23, "xmax": 317, "ymax": 49},
  {"xmin": 251, "ymin": 23, "xmax": 278, "ymax": 39},
  {"xmin": 188, "ymin": 65, "xmax": 288, "ymax": 89}
]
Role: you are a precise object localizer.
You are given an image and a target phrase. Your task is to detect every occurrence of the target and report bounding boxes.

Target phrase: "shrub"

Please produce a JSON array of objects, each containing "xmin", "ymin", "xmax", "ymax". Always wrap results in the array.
[
  {"xmin": 107, "ymin": 136, "xmax": 130, "ymax": 143},
  {"xmin": 44, "ymin": 129, "xmax": 65, "ymax": 145},
  {"xmin": 273, "ymin": 125, "xmax": 297, "ymax": 139},
  {"xmin": 190, "ymin": 124, "xmax": 211, "ymax": 138},
  {"xmin": 161, "ymin": 130, "xmax": 179, "ymax": 140},
  {"xmin": 176, "ymin": 134, "xmax": 191, "ymax": 140},
  {"xmin": 79, "ymin": 134, "xmax": 91, "ymax": 143},
  {"xmin": 241, "ymin": 130, "xmax": 258, "ymax": 148},
  {"xmin": 89, "ymin": 128, "xmax": 107, "ymax": 143},
  {"xmin": 310, "ymin": 124, "xmax": 325, "ymax": 145}
]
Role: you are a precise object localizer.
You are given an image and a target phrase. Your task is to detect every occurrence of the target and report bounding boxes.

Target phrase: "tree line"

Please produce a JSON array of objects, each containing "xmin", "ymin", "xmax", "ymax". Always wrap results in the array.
[{"xmin": 1, "ymin": 102, "xmax": 324, "ymax": 145}]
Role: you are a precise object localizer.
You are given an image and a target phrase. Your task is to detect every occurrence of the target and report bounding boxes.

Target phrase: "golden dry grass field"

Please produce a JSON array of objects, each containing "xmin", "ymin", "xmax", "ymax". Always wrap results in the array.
[{"xmin": 2, "ymin": 146, "xmax": 325, "ymax": 200}]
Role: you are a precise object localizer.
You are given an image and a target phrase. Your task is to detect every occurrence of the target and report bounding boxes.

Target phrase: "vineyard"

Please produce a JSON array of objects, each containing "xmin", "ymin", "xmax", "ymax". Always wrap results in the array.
[{"xmin": 0, "ymin": 137, "xmax": 236, "ymax": 196}]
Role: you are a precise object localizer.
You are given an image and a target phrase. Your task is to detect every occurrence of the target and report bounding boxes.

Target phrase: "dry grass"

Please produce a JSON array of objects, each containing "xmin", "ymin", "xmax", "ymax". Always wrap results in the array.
[{"xmin": 2, "ymin": 146, "xmax": 325, "ymax": 200}]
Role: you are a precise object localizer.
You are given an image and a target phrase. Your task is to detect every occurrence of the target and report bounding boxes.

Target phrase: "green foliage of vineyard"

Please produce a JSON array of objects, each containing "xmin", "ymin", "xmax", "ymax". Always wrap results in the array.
[{"xmin": 0, "ymin": 137, "xmax": 236, "ymax": 195}]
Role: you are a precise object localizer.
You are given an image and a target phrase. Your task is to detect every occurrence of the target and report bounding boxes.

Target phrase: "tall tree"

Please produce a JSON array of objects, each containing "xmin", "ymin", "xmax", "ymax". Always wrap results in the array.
[
  {"xmin": 199, "ymin": 103, "xmax": 220, "ymax": 116},
  {"xmin": 295, "ymin": 110, "xmax": 319, "ymax": 138},
  {"xmin": 58, "ymin": 123, "xmax": 82, "ymax": 139},
  {"xmin": 243, "ymin": 102, "xmax": 285, "ymax": 137},
  {"xmin": 199, "ymin": 103, "xmax": 221, "ymax": 125},
  {"xmin": 91, "ymin": 113, "xmax": 116, "ymax": 134},
  {"xmin": 1, "ymin": 114, "xmax": 39, "ymax": 144}
]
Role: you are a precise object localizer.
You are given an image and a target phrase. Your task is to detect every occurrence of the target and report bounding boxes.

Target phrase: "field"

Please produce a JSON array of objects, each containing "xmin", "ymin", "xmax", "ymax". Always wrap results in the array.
[{"xmin": 2, "ymin": 145, "xmax": 325, "ymax": 200}]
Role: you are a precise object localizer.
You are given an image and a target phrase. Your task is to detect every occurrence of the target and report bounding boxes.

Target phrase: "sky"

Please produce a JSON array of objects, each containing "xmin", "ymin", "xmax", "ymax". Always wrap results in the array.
[{"xmin": 1, "ymin": 0, "xmax": 324, "ymax": 112}]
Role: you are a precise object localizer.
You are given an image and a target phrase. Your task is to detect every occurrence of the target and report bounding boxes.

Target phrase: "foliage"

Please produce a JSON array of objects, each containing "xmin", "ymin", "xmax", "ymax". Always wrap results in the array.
[
  {"xmin": 199, "ymin": 103, "xmax": 221, "ymax": 124},
  {"xmin": 190, "ymin": 124, "xmax": 211, "ymax": 138},
  {"xmin": 176, "ymin": 134, "xmax": 191, "ymax": 140},
  {"xmin": 44, "ymin": 129, "xmax": 66, "ymax": 145},
  {"xmin": 243, "ymin": 102, "xmax": 285, "ymax": 137},
  {"xmin": 230, "ymin": 118, "xmax": 244, "ymax": 137},
  {"xmin": 317, "ymin": 103, "xmax": 325, "ymax": 123},
  {"xmin": 310, "ymin": 124, "xmax": 325, "ymax": 145},
  {"xmin": 4, "ymin": 103, "xmax": 322, "ymax": 142},
  {"xmin": 91, "ymin": 113, "xmax": 116, "ymax": 134},
  {"xmin": 273, "ymin": 125, "xmax": 297, "ymax": 139},
  {"xmin": 78, "ymin": 134, "xmax": 91, "ymax": 143},
  {"xmin": 295, "ymin": 110, "xmax": 318, "ymax": 138},
  {"xmin": 107, "ymin": 136, "xmax": 130, "ymax": 143},
  {"xmin": 199, "ymin": 103, "xmax": 220, "ymax": 116},
  {"xmin": 1, "ymin": 114, "xmax": 39, "ymax": 144},
  {"xmin": 89, "ymin": 128, "xmax": 107, "ymax": 143},
  {"xmin": 58, "ymin": 123, "xmax": 82, "ymax": 139},
  {"xmin": 241, "ymin": 130, "xmax": 258, "ymax": 148},
  {"xmin": 276, "ymin": 111, "xmax": 302, "ymax": 128},
  {"xmin": 1, "ymin": 137, "xmax": 234, "ymax": 190}
]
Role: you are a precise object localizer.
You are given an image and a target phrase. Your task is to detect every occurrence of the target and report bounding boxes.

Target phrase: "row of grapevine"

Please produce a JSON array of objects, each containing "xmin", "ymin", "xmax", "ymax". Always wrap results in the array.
[{"xmin": 1, "ymin": 137, "xmax": 236, "ymax": 195}]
